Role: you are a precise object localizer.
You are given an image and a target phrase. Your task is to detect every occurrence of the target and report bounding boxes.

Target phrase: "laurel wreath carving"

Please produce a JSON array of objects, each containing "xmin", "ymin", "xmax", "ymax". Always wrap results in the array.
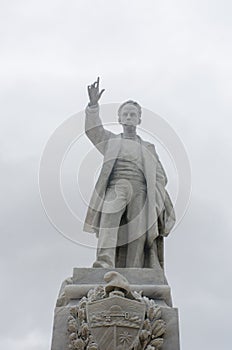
[
  {"xmin": 137, "ymin": 296, "xmax": 166, "ymax": 350},
  {"xmin": 67, "ymin": 286, "xmax": 166, "ymax": 350}
]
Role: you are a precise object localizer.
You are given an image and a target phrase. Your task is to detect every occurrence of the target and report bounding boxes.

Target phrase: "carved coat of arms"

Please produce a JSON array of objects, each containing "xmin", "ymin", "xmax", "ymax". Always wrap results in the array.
[
  {"xmin": 67, "ymin": 272, "xmax": 166, "ymax": 350},
  {"xmin": 86, "ymin": 294, "xmax": 145, "ymax": 350}
]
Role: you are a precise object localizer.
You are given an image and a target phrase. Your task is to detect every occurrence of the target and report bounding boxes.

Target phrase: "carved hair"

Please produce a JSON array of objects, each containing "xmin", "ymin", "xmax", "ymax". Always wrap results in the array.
[{"xmin": 118, "ymin": 100, "xmax": 142, "ymax": 123}]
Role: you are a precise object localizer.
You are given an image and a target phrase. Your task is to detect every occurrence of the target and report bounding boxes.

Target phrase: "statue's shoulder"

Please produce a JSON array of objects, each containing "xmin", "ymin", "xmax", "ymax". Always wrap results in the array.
[{"xmin": 139, "ymin": 136, "xmax": 155, "ymax": 149}]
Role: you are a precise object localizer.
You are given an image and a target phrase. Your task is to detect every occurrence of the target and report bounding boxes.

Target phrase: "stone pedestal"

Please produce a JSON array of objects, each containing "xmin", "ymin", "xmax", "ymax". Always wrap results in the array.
[{"xmin": 51, "ymin": 268, "xmax": 180, "ymax": 350}]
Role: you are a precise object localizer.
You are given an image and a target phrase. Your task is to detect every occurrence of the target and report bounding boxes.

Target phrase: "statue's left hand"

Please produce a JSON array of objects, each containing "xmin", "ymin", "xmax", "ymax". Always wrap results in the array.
[{"xmin": 87, "ymin": 77, "xmax": 105, "ymax": 106}]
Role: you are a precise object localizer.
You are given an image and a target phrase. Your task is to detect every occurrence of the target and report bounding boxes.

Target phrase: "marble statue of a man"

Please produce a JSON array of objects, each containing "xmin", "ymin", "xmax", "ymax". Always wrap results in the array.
[{"xmin": 83, "ymin": 78, "xmax": 175, "ymax": 269}]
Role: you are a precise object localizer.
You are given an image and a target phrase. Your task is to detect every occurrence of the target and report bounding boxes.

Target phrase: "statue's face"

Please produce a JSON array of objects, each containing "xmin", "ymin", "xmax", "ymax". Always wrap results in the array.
[{"xmin": 119, "ymin": 104, "xmax": 140, "ymax": 126}]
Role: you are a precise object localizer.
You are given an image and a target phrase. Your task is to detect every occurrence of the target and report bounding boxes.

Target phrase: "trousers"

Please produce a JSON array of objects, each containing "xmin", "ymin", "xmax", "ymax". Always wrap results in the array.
[{"xmin": 93, "ymin": 179, "xmax": 147, "ymax": 268}]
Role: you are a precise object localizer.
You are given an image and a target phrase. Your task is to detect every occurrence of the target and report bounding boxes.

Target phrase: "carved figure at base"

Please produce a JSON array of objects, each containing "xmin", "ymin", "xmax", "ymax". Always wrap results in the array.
[{"xmin": 84, "ymin": 78, "xmax": 175, "ymax": 269}]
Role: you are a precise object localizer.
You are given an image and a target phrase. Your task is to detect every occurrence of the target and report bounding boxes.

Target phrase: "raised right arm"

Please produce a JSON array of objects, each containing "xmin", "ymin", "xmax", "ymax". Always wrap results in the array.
[
  {"xmin": 85, "ymin": 78, "xmax": 115, "ymax": 154},
  {"xmin": 85, "ymin": 103, "xmax": 113, "ymax": 155}
]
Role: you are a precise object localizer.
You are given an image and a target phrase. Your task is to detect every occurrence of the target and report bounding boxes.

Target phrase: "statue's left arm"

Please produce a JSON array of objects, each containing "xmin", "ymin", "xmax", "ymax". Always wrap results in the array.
[
  {"xmin": 149, "ymin": 144, "xmax": 168, "ymax": 187},
  {"xmin": 149, "ymin": 144, "xmax": 176, "ymax": 236}
]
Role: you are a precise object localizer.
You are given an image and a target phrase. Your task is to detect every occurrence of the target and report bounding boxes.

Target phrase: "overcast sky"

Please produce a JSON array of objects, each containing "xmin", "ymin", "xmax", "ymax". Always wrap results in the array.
[{"xmin": 1, "ymin": 1, "xmax": 232, "ymax": 349}]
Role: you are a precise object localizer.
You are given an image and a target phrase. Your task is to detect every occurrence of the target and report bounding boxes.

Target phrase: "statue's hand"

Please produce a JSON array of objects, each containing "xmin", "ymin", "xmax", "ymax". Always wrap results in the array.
[{"xmin": 87, "ymin": 77, "xmax": 105, "ymax": 106}]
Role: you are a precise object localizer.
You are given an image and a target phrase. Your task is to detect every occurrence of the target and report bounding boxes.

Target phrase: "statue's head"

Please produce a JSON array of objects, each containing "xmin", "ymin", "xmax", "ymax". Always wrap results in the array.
[{"xmin": 118, "ymin": 100, "xmax": 142, "ymax": 126}]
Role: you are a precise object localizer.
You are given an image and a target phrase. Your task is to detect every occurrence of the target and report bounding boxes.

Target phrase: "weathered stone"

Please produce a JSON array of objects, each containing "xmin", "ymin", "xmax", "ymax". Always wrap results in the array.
[
  {"xmin": 50, "ymin": 78, "xmax": 180, "ymax": 349},
  {"xmin": 84, "ymin": 78, "xmax": 175, "ymax": 269},
  {"xmin": 73, "ymin": 267, "xmax": 165, "ymax": 285},
  {"xmin": 161, "ymin": 307, "xmax": 180, "ymax": 349},
  {"xmin": 51, "ymin": 305, "xmax": 70, "ymax": 350},
  {"xmin": 71, "ymin": 267, "xmax": 172, "ymax": 306},
  {"xmin": 51, "ymin": 303, "xmax": 180, "ymax": 350},
  {"xmin": 51, "ymin": 269, "xmax": 180, "ymax": 350},
  {"xmin": 64, "ymin": 284, "xmax": 171, "ymax": 306}
]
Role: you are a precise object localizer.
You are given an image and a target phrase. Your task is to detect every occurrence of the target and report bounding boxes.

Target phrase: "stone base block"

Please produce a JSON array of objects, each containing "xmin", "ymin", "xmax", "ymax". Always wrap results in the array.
[
  {"xmin": 73, "ymin": 267, "xmax": 166, "ymax": 285},
  {"xmin": 51, "ymin": 268, "xmax": 180, "ymax": 350}
]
